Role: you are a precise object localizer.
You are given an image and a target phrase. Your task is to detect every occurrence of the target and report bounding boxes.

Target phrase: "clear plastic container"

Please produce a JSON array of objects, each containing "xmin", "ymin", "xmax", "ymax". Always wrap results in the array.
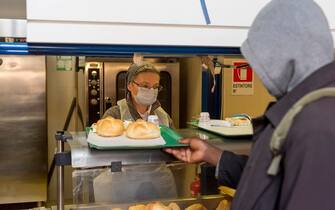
[
  {"xmin": 198, "ymin": 112, "xmax": 211, "ymax": 126},
  {"xmin": 148, "ymin": 115, "xmax": 160, "ymax": 125},
  {"xmin": 93, "ymin": 164, "xmax": 177, "ymax": 203}
]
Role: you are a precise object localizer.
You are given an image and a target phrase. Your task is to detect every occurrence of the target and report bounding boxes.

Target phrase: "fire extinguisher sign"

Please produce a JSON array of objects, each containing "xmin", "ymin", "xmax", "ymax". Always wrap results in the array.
[{"xmin": 232, "ymin": 62, "xmax": 254, "ymax": 95}]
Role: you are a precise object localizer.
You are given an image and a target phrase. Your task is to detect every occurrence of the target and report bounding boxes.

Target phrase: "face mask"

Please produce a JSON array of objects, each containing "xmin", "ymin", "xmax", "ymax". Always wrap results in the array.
[{"xmin": 134, "ymin": 87, "xmax": 158, "ymax": 106}]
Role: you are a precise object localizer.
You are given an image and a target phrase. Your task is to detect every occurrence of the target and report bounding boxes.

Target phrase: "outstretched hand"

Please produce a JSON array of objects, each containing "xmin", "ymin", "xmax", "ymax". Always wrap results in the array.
[{"xmin": 164, "ymin": 138, "xmax": 222, "ymax": 166}]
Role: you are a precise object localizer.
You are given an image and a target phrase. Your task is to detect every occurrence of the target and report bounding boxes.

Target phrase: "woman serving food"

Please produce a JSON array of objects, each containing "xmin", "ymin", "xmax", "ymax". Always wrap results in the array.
[
  {"xmin": 93, "ymin": 62, "xmax": 177, "ymax": 203},
  {"xmin": 103, "ymin": 62, "xmax": 173, "ymax": 128}
]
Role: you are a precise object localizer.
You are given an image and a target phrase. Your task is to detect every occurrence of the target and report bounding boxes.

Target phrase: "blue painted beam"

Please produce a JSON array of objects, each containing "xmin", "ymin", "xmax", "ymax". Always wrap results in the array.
[
  {"xmin": 28, "ymin": 43, "xmax": 241, "ymax": 55},
  {"xmin": 0, "ymin": 42, "xmax": 241, "ymax": 56},
  {"xmin": 0, "ymin": 42, "xmax": 28, "ymax": 55}
]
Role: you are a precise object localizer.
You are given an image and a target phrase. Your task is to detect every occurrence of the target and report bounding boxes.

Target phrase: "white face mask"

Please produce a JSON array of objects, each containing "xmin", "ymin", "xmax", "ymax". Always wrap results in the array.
[{"xmin": 134, "ymin": 87, "xmax": 158, "ymax": 106}]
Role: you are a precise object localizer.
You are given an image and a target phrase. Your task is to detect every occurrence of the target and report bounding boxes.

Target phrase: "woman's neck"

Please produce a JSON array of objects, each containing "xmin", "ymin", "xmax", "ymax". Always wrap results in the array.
[{"xmin": 132, "ymin": 96, "xmax": 149, "ymax": 114}]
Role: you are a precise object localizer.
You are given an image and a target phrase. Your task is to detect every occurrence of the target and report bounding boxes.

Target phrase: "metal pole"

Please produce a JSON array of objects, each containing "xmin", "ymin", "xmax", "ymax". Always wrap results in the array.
[{"xmin": 57, "ymin": 139, "xmax": 64, "ymax": 210}]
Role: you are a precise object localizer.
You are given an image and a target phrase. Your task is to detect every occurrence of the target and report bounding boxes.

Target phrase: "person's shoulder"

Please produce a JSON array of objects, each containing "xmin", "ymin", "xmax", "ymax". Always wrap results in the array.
[
  {"xmin": 295, "ymin": 96, "xmax": 335, "ymax": 129},
  {"xmin": 103, "ymin": 105, "xmax": 121, "ymax": 119},
  {"xmin": 157, "ymin": 106, "xmax": 169, "ymax": 115},
  {"xmin": 156, "ymin": 107, "xmax": 173, "ymax": 120},
  {"xmin": 286, "ymin": 96, "xmax": 335, "ymax": 145},
  {"xmin": 153, "ymin": 106, "xmax": 174, "ymax": 127}
]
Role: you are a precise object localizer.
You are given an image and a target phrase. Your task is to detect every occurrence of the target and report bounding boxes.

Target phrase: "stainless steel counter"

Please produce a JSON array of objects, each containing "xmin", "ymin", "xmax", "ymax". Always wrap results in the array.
[{"xmin": 68, "ymin": 129, "xmax": 252, "ymax": 169}]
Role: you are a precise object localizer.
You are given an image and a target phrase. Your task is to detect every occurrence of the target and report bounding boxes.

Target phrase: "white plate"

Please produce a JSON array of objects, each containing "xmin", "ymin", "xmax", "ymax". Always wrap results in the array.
[
  {"xmin": 198, "ymin": 120, "xmax": 253, "ymax": 136},
  {"xmin": 87, "ymin": 131, "xmax": 166, "ymax": 148}
]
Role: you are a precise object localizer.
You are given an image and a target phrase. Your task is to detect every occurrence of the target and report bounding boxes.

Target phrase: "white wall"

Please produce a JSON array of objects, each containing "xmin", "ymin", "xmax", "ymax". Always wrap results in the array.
[
  {"xmin": 26, "ymin": 0, "xmax": 335, "ymax": 47},
  {"xmin": 206, "ymin": 0, "xmax": 335, "ymax": 29},
  {"xmin": 26, "ymin": 0, "xmax": 205, "ymax": 25}
]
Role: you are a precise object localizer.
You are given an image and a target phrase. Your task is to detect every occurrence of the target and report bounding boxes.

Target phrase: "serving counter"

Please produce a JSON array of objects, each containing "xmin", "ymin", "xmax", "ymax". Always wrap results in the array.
[
  {"xmin": 55, "ymin": 128, "xmax": 252, "ymax": 210},
  {"xmin": 68, "ymin": 129, "xmax": 251, "ymax": 169}
]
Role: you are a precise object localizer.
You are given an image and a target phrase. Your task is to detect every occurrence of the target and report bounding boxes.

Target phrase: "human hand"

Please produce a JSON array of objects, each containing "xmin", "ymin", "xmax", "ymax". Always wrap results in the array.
[{"xmin": 164, "ymin": 138, "xmax": 222, "ymax": 166}]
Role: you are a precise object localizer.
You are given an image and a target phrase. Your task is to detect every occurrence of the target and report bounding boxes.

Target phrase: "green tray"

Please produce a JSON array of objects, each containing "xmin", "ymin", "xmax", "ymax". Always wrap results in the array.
[{"xmin": 87, "ymin": 125, "xmax": 188, "ymax": 150}]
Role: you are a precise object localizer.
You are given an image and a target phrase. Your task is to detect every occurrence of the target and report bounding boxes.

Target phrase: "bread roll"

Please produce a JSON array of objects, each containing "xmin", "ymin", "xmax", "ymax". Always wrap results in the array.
[
  {"xmin": 168, "ymin": 203, "xmax": 180, "ymax": 210},
  {"xmin": 185, "ymin": 204, "xmax": 207, "ymax": 210},
  {"xmin": 128, "ymin": 204, "xmax": 147, "ymax": 210},
  {"xmin": 145, "ymin": 202, "xmax": 171, "ymax": 210},
  {"xmin": 216, "ymin": 200, "xmax": 230, "ymax": 210},
  {"xmin": 225, "ymin": 117, "xmax": 250, "ymax": 126},
  {"xmin": 96, "ymin": 116, "xmax": 124, "ymax": 137},
  {"xmin": 126, "ymin": 119, "xmax": 160, "ymax": 139}
]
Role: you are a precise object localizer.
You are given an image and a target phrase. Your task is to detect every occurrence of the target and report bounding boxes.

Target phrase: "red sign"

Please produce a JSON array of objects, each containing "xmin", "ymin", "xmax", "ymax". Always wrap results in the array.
[
  {"xmin": 233, "ymin": 62, "xmax": 253, "ymax": 82},
  {"xmin": 232, "ymin": 62, "xmax": 254, "ymax": 95}
]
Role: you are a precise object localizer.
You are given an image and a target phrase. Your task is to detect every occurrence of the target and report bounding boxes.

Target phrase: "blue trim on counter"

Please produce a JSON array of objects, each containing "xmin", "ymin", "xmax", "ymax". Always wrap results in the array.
[
  {"xmin": 200, "ymin": 0, "xmax": 211, "ymax": 25},
  {"xmin": 0, "ymin": 42, "xmax": 241, "ymax": 56}
]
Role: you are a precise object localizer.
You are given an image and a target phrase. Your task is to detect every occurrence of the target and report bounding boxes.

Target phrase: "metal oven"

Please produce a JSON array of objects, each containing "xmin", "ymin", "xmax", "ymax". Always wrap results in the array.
[{"xmin": 85, "ymin": 61, "xmax": 180, "ymax": 127}]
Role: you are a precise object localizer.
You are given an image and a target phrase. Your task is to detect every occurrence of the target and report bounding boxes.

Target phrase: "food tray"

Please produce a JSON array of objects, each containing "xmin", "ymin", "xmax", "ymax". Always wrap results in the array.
[
  {"xmin": 196, "ymin": 120, "xmax": 253, "ymax": 137},
  {"xmin": 87, "ymin": 125, "xmax": 188, "ymax": 150}
]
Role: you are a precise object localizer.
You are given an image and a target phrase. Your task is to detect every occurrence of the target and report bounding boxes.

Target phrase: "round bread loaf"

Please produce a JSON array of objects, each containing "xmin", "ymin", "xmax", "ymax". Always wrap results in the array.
[
  {"xmin": 146, "ymin": 202, "xmax": 171, "ymax": 210},
  {"xmin": 168, "ymin": 203, "xmax": 180, "ymax": 210},
  {"xmin": 126, "ymin": 119, "xmax": 160, "ymax": 139},
  {"xmin": 185, "ymin": 204, "xmax": 208, "ymax": 210},
  {"xmin": 128, "ymin": 204, "xmax": 146, "ymax": 210},
  {"xmin": 225, "ymin": 117, "xmax": 250, "ymax": 126},
  {"xmin": 215, "ymin": 200, "xmax": 230, "ymax": 210},
  {"xmin": 95, "ymin": 117, "xmax": 124, "ymax": 137}
]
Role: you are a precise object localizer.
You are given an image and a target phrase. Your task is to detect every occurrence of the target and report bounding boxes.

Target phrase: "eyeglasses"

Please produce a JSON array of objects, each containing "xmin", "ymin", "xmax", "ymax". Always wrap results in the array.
[{"xmin": 132, "ymin": 81, "xmax": 163, "ymax": 91}]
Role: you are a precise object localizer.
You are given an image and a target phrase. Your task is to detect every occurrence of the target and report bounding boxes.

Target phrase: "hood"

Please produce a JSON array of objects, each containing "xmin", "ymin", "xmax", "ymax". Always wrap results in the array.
[{"xmin": 241, "ymin": 0, "xmax": 334, "ymax": 98}]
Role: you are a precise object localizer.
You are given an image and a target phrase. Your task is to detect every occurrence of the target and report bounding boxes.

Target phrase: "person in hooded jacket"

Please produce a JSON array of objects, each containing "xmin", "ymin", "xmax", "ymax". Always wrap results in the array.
[{"xmin": 165, "ymin": 0, "xmax": 335, "ymax": 209}]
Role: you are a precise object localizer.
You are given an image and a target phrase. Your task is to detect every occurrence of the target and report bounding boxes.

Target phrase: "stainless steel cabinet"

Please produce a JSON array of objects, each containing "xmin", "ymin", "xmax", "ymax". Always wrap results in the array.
[{"xmin": 0, "ymin": 55, "xmax": 47, "ymax": 204}]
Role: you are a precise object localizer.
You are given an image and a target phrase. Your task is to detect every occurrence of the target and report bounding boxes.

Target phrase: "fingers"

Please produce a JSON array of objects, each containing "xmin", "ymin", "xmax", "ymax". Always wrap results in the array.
[
  {"xmin": 173, "ymin": 149, "xmax": 189, "ymax": 162},
  {"xmin": 180, "ymin": 138, "xmax": 207, "ymax": 152},
  {"xmin": 179, "ymin": 138, "xmax": 201, "ymax": 144},
  {"xmin": 164, "ymin": 148, "xmax": 188, "ymax": 162},
  {"xmin": 164, "ymin": 148, "xmax": 173, "ymax": 154},
  {"xmin": 186, "ymin": 149, "xmax": 192, "ymax": 163},
  {"xmin": 179, "ymin": 138, "xmax": 192, "ymax": 144}
]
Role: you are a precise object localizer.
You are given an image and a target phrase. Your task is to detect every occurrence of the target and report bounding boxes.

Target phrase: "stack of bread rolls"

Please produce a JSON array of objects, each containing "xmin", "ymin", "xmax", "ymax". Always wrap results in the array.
[
  {"xmin": 94, "ymin": 118, "xmax": 160, "ymax": 139},
  {"xmin": 112, "ymin": 200, "xmax": 230, "ymax": 210},
  {"xmin": 127, "ymin": 202, "xmax": 180, "ymax": 210},
  {"xmin": 126, "ymin": 202, "xmax": 210, "ymax": 210}
]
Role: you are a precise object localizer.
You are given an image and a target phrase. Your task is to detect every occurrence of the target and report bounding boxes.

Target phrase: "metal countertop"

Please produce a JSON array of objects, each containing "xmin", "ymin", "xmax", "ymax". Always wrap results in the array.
[{"xmin": 68, "ymin": 129, "xmax": 252, "ymax": 169}]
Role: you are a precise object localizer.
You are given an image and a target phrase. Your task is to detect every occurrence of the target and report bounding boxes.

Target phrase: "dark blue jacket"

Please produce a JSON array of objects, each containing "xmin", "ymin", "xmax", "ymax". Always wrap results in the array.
[{"xmin": 217, "ymin": 61, "xmax": 335, "ymax": 210}]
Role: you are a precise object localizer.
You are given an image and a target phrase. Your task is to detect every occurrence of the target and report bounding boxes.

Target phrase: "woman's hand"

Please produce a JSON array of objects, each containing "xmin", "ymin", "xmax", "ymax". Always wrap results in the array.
[{"xmin": 164, "ymin": 138, "xmax": 223, "ymax": 166}]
